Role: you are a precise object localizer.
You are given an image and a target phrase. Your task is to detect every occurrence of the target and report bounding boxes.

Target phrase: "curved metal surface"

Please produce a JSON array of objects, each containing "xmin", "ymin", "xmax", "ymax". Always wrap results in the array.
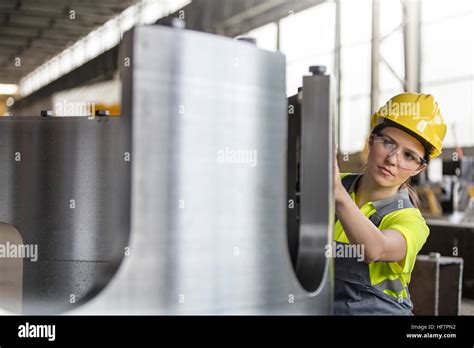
[
  {"xmin": 295, "ymin": 74, "xmax": 334, "ymax": 293},
  {"xmin": 75, "ymin": 26, "xmax": 332, "ymax": 315},
  {"xmin": 0, "ymin": 117, "xmax": 131, "ymax": 314}
]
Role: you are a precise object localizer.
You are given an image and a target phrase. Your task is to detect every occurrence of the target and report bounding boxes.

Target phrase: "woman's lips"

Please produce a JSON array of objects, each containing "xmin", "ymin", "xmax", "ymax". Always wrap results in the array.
[{"xmin": 377, "ymin": 165, "xmax": 393, "ymax": 176}]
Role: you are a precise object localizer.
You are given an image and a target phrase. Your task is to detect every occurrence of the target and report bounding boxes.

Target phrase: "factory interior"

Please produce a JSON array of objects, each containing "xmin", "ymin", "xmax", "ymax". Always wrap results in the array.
[{"xmin": 0, "ymin": 0, "xmax": 474, "ymax": 328}]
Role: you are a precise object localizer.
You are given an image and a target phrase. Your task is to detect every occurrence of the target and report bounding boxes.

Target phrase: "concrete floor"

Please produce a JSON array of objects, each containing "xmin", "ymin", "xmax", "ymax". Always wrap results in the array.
[{"xmin": 461, "ymin": 298, "xmax": 474, "ymax": 315}]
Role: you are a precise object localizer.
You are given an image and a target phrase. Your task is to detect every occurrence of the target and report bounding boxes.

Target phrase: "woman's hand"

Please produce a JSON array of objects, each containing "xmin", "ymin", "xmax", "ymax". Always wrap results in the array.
[{"xmin": 333, "ymin": 144, "xmax": 346, "ymax": 204}]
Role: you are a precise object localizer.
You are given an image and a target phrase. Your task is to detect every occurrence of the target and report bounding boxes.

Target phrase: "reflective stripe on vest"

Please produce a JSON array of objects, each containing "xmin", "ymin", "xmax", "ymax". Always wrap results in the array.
[{"xmin": 373, "ymin": 278, "xmax": 406, "ymax": 293}]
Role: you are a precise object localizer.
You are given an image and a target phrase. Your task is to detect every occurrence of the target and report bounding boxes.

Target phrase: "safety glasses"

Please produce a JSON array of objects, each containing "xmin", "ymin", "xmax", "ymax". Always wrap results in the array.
[{"xmin": 372, "ymin": 133, "xmax": 426, "ymax": 170}]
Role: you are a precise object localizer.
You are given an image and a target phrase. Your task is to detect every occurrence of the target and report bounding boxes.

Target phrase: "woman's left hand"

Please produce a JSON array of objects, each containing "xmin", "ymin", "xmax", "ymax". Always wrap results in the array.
[{"xmin": 333, "ymin": 144, "xmax": 345, "ymax": 204}]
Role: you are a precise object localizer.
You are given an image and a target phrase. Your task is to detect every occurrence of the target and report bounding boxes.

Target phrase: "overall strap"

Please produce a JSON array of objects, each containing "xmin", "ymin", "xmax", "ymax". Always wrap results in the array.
[
  {"xmin": 341, "ymin": 173, "xmax": 362, "ymax": 193},
  {"xmin": 370, "ymin": 189, "xmax": 414, "ymax": 226},
  {"xmin": 339, "ymin": 173, "xmax": 414, "ymax": 227}
]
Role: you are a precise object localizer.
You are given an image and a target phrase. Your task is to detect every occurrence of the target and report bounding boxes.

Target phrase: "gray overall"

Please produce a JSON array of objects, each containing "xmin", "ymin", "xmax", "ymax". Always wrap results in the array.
[{"xmin": 334, "ymin": 173, "xmax": 414, "ymax": 315}]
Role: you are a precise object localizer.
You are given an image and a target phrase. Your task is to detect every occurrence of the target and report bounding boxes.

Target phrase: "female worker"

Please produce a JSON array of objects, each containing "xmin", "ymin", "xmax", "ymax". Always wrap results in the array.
[{"xmin": 333, "ymin": 93, "xmax": 447, "ymax": 315}]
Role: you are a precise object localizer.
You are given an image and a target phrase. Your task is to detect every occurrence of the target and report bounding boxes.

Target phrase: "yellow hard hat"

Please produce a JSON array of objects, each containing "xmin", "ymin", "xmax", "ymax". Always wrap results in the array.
[{"xmin": 371, "ymin": 93, "xmax": 447, "ymax": 159}]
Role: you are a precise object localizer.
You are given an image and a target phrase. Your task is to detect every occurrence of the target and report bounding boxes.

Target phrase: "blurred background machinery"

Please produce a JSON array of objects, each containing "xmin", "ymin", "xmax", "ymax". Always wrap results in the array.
[{"xmin": 410, "ymin": 253, "xmax": 463, "ymax": 315}]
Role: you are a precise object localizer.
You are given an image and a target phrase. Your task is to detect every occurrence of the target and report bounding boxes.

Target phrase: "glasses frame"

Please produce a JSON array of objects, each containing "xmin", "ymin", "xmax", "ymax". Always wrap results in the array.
[{"xmin": 372, "ymin": 132, "xmax": 427, "ymax": 170}]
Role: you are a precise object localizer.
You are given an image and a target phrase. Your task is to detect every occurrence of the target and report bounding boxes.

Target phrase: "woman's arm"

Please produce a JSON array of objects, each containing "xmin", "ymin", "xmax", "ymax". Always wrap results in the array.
[{"xmin": 334, "ymin": 147, "xmax": 407, "ymax": 263}]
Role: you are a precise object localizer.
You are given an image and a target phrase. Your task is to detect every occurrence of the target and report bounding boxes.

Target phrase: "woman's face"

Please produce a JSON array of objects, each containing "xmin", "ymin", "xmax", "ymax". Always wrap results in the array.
[{"xmin": 367, "ymin": 126, "xmax": 426, "ymax": 187}]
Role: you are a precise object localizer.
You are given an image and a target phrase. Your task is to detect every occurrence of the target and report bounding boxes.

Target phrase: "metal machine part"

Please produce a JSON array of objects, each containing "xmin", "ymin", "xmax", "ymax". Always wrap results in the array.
[
  {"xmin": 287, "ymin": 67, "xmax": 334, "ymax": 293},
  {"xmin": 74, "ymin": 25, "xmax": 333, "ymax": 314},
  {"xmin": 0, "ymin": 117, "xmax": 131, "ymax": 314},
  {"xmin": 0, "ymin": 24, "xmax": 334, "ymax": 315}
]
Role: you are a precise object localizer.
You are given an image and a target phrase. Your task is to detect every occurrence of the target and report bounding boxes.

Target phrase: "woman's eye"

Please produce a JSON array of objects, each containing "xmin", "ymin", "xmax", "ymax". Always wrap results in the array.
[{"xmin": 404, "ymin": 152, "xmax": 415, "ymax": 161}]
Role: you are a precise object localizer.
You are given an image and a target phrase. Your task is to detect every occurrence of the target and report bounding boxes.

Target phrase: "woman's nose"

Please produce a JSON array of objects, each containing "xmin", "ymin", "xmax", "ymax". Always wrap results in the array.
[{"xmin": 384, "ymin": 150, "xmax": 400, "ymax": 166}]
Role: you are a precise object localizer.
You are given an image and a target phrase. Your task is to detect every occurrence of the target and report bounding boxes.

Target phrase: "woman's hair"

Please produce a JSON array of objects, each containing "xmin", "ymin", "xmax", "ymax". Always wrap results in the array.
[
  {"xmin": 399, "ymin": 179, "xmax": 421, "ymax": 208},
  {"xmin": 369, "ymin": 120, "xmax": 431, "ymax": 208}
]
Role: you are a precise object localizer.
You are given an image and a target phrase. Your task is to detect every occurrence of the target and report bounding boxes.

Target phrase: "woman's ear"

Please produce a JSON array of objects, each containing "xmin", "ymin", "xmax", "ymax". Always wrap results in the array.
[{"xmin": 368, "ymin": 134, "xmax": 374, "ymax": 147}]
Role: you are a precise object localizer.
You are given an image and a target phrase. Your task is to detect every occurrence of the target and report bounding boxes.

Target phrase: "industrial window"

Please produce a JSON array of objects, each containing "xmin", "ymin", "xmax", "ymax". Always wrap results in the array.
[{"xmin": 420, "ymin": 0, "xmax": 474, "ymax": 148}]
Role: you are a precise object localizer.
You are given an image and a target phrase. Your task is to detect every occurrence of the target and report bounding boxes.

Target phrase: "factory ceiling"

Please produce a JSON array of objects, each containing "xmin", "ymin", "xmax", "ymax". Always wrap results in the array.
[
  {"xmin": 0, "ymin": 0, "xmax": 140, "ymax": 84},
  {"xmin": 1, "ymin": 0, "xmax": 324, "ymax": 105}
]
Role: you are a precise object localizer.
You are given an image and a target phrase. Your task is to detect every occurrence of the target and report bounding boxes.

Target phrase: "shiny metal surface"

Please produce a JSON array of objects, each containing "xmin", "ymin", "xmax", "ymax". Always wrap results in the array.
[
  {"xmin": 286, "ymin": 72, "xmax": 334, "ymax": 295},
  {"xmin": 0, "ymin": 117, "xmax": 130, "ymax": 314},
  {"xmin": 0, "ymin": 25, "xmax": 334, "ymax": 315},
  {"xmin": 76, "ymin": 26, "xmax": 333, "ymax": 314},
  {"xmin": 296, "ymin": 73, "xmax": 334, "ymax": 293}
]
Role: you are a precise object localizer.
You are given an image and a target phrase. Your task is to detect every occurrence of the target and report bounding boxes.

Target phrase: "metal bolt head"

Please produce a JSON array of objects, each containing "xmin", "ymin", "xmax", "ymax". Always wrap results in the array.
[
  {"xmin": 309, "ymin": 65, "xmax": 327, "ymax": 75},
  {"xmin": 41, "ymin": 110, "xmax": 53, "ymax": 117},
  {"xmin": 236, "ymin": 37, "xmax": 257, "ymax": 45},
  {"xmin": 95, "ymin": 110, "xmax": 110, "ymax": 117}
]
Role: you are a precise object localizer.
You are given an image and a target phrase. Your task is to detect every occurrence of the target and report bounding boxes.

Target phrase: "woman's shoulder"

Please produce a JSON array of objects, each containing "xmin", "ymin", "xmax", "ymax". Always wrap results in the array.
[
  {"xmin": 381, "ymin": 207, "xmax": 429, "ymax": 232},
  {"xmin": 386, "ymin": 206, "xmax": 426, "ymax": 219}
]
